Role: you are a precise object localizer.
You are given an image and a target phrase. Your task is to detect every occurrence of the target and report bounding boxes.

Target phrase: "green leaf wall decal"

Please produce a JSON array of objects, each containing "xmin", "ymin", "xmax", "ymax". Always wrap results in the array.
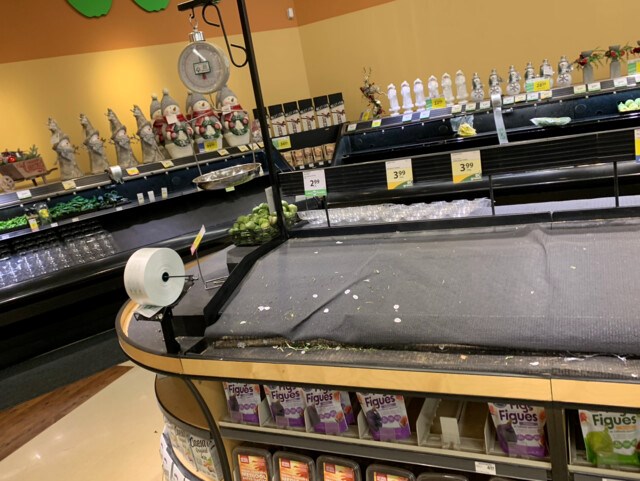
[
  {"xmin": 132, "ymin": 0, "xmax": 170, "ymax": 12},
  {"xmin": 67, "ymin": 0, "xmax": 112, "ymax": 17}
]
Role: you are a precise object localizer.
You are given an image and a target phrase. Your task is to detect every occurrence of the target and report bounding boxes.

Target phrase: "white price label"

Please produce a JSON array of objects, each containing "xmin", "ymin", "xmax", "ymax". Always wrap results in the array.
[
  {"xmin": 515, "ymin": 94, "xmax": 527, "ymax": 103},
  {"xmin": 465, "ymin": 102, "xmax": 477, "ymax": 112},
  {"xmin": 614, "ymin": 77, "xmax": 629, "ymax": 88},
  {"xmin": 160, "ymin": 160, "xmax": 174, "ymax": 168},
  {"xmin": 402, "ymin": 113, "xmax": 413, "ymax": 122},
  {"xmin": 573, "ymin": 85, "xmax": 587, "ymax": 94},
  {"xmin": 474, "ymin": 462, "xmax": 496, "ymax": 475},
  {"xmin": 16, "ymin": 189, "xmax": 32, "ymax": 200},
  {"xmin": 386, "ymin": 158, "xmax": 413, "ymax": 190},
  {"xmin": 137, "ymin": 193, "xmax": 144, "ymax": 205},
  {"xmin": 218, "ymin": 149, "xmax": 230, "ymax": 156},
  {"xmin": 527, "ymin": 92, "xmax": 539, "ymax": 101},
  {"xmin": 237, "ymin": 145, "xmax": 249, "ymax": 152},
  {"xmin": 502, "ymin": 96, "xmax": 515, "ymax": 105},
  {"xmin": 115, "ymin": 206, "xmax": 123, "ymax": 212},
  {"xmin": 309, "ymin": 163, "xmax": 315, "ymax": 168},
  {"xmin": 479, "ymin": 100, "xmax": 492, "ymax": 110},
  {"xmin": 603, "ymin": 478, "xmax": 624, "ymax": 481},
  {"xmin": 225, "ymin": 186, "xmax": 235, "ymax": 192},
  {"xmin": 588, "ymin": 82, "xmax": 602, "ymax": 92},
  {"xmin": 419, "ymin": 110, "xmax": 431, "ymax": 119},
  {"xmin": 71, "ymin": 217, "xmax": 80, "ymax": 223},
  {"xmin": 451, "ymin": 104, "xmax": 463, "ymax": 114},
  {"xmin": 161, "ymin": 187, "xmax": 168, "ymax": 200},
  {"xmin": 540, "ymin": 90, "xmax": 552, "ymax": 100},
  {"xmin": 347, "ymin": 123, "xmax": 357, "ymax": 132},
  {"xmin": 303, "ymin": 169, "xmax": 327, "ymax": 197},
  {"xmin": 50, "ymin": 222, "xmax": 58, "ymax": 227},
  {"xmin": 147, "ymin": 191, "xmax": 156, "ymax": 202}
]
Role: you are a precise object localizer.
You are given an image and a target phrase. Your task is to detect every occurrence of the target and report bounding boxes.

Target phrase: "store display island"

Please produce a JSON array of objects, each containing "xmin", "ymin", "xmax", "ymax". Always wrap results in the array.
[{"xmin": 118, "ymin": 81, "xmax": 640, "ymax": 481}]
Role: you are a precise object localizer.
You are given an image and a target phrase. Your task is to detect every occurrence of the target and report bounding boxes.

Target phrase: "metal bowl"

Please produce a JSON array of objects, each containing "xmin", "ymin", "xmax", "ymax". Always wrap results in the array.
[{"xmin": 192, "ymin": 162, "xmax": 261, "ymax": 190}]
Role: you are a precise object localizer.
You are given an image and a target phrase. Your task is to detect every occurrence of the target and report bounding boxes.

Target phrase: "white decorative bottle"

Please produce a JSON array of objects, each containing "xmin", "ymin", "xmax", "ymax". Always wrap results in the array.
[
  {"xmin": 413, "ymin": 79, "xmax": 426, "ymax": 111},
  {"xmin": 400, "ymin": 81, "xmax": 414, "ymax": 113},
  {"xmin": 387, "ymin": 83, "xmax": 401, "ymax": 116}
]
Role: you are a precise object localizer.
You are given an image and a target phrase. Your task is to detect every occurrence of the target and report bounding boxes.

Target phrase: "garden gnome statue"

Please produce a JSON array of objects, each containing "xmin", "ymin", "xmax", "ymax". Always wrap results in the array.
[
  {"xmin": 506, "ymin": 65, "xmax": 521, "ymax": 95},
  {"xmin": 442, "ymin": 73, "xmax": 455, "ymax": 106},
  {"xmin": 160, "ymin": 89, "xmax": 194, "ymax": 158},
  {"xmin": 215, "ymin": 85, "xmax": 250, "ymax": 147},
  {"xmin": 387, "ymin": 83, "xmax": 401, "ymax": 116},
  {"xmin": 48, "ymin": 118, "xmax": 84, "ymax": 180},
  {"xmin": 106, "ymin": 108, "xmax": 138, "ymax": 169},
  {"xmin": 189, "ymin": 92, "xmax": 223, "ymax": 150},
  {"xmin": 455, "ymin": 70, "xmax": 469, "ymax": 104},
  {"xmin": 132, "ymin": 105, "xmax": 165, "ymax": 164},
  {"xmin": 427, "ymin": 75, "xmax": 440, "ymax": 99},
  {"xmin": 488, "ymin": 68, "xmax": 503, "ymax": 96},
  {"xmin": 79, "ymin": 114, "xmax": 110, "ymax": 173},
  {"xmin": 471, "ymin": 73, "xmax": 484, "ymax": 101},
  {"xmin": 413, "ymin": 79, "xmax": 426, "ymax": 111},
  {"xmin": 400, "ymin": 81, "xmax": 414, "ymax": 113}
]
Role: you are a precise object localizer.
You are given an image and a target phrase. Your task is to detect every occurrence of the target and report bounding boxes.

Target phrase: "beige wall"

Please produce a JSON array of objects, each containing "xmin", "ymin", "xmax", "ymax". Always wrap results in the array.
[
  {"xmin": 0, "ymin": 27, "xmax": 310, "ymax": 179},
  {"xmin": 299, "ymin": 0, "xmax": 640, "ymax": 120}
]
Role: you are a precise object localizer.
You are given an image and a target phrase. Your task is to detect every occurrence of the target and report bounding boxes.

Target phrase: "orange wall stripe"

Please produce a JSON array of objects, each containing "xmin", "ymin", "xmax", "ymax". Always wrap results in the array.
[
  {"xmin": 0, "ymin": 0, "xmax": 297, "ymax": 64},
  {"xmin": 1, "ymin": 0, "xmax": 393, "ymax": 65}
]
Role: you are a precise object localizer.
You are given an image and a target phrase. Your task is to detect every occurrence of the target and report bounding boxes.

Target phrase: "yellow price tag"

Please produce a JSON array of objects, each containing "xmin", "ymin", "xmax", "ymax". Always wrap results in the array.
[
  {"xmin": 272, "ymin": 136, "xmax": 292, "ymax": 150},
  {"xmin": 190, "ymin": 225, "xmax": 206, "ymax": 256},
  {"xmin": 385, "ymin": 158, "xmax": 413, "ymax": 190},
  {"xmin": 532, "ymin": 79, "xmax": 551, "ymax": 92},
  {"xmin": 126, "ymin": 167, "xmax": 139, "ymax": 176},
  {"xmin": 635, "ymin": 129, "xmax": 640, "ymax": 162},
  {"xmin": 218, "ymin": 149, "xmax": 230, "ymax": 156},
  {"xmin": 451, "ymin": 150, "xmax": 482, "ymax": 184},
  {"xmin": 28, "ymin": 218, "xmax": 39, "ymax": 232},
  {"xmin": 371, "ymin": 119, "xmax": 382, "ymax": 128},
  {"xmin": 431, "ymin": 98, "xmax": 447, "ymax": 109},
  {"xmin": 204, "ymin": 139, "xmax": 222, "ymax": 152},
  {"xmin": 160, "ymin": 160, "xmax": 174, "ymax": 168},
  {"xmin": 238, "ymin": 145, "xmax": 249, "ymax": 152},
  {"xmin": 62, "ymin": 180, "xmax": 77, "ymax": 190}
]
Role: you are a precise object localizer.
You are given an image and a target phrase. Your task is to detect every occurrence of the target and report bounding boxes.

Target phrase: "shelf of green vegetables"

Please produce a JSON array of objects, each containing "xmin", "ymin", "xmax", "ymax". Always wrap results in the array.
[
  {"xmin": 0, "ymin": 191, "xmax": 129, "ymax": 234},
  {"xmin": 229, "ymin": 201, "xmax": 299, "ymax": 246}
]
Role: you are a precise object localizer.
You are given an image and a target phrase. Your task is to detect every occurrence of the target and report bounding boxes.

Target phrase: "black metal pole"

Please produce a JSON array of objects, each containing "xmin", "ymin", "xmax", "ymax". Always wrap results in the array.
[{"xmin": 236, "ymin": 0, "xmax": 288, "ymax": 239}]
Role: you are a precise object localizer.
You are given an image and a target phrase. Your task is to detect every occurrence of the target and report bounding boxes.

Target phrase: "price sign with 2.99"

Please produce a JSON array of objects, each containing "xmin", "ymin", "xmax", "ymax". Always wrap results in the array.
[
  {"xmin": 451, "ymin": 150, "xmax": 482, "ymax": 183},
  {"xmin": 303, "ymin": 169, "xmax": 327, "ymax": 197},
  {"xmin": 386, "ymin": 158, "xmax": 413, "ymax": 189}
]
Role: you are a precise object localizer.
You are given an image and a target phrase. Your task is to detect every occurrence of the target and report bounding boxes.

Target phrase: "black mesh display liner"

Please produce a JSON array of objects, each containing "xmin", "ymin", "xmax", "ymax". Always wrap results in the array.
[{"xmin": 205, "ymin": 220, "xmax": 640, "ymax": 355}]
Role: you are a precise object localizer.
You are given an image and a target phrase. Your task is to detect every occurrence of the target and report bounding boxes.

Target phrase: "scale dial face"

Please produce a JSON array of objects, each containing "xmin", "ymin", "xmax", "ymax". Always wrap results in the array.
[{"xmin": 177, "ymin": 40, "xmax": 230, "ymax": 94}]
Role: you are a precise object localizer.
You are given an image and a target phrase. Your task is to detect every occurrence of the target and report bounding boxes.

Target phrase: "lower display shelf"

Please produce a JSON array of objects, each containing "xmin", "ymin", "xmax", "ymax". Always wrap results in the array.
[
  {"xmin": 218, "ymin": 420, "xmax": 551, "ymax": 481},
  {"xmin": 570, "ymin": 465, "xmax": 640, "ymax": 481}
]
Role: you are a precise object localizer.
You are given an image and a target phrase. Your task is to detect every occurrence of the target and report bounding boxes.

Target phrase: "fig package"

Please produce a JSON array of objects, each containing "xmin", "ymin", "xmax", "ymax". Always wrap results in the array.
[
  {"xmin": 223, "ymin": 382, "xmax": 262, "ymax": 425},
  {"xmin": 264, "ymin": 385, "xmax": 306, "ymax": 428},
  {"xmin": 356, "ymin": 392, "xmax": 411, "ymax": 441},
  {"xmin": 579, "ymin": 410, "xmax": 640, "ymax": 467},
  {"xmin": 488, "ymin": 403, "xmax": 548, "ymax": 458}
]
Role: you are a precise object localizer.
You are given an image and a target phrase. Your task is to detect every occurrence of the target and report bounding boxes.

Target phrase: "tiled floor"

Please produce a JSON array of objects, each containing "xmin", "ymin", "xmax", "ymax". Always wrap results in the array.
[{"xmin": 0, "ymin": 362, "xmax": 164, "ymax": 481}]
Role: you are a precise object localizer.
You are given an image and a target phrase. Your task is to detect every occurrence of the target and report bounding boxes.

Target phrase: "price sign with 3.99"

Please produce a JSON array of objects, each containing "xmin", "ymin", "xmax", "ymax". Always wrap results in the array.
[
  {"xmin": 303, "ymin": 169, "xmax": 327, "ymax": 197},
  {"xmin": 386, "ymin": 158, "xmax": 413, "ymax": 190},
  {"xmin": 451, "ymin": 150, "xmax": 482, "ymax": 183}
]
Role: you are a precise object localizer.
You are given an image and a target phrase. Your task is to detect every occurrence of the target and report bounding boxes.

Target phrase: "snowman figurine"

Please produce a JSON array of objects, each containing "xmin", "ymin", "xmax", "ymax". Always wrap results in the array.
[
  {"xmin": 387, "ymin": 83, "xmax": 401, "ymax": 116},
  {"xmin": 160, "ymin": 88, "xmax": 194, "ymax": 159},
  {"xmin": 189, "ymin": 92, "xmax": 223, "ymax": 151},
  {"xmin": 524, "ymin": 62, "xmax": 536, "ymax": 82},
  {"xmin": 506, "ymin": 65, "xmax": 521, "ymax": 95},
  {"xmin": 488, "ymin": 68, "xmax": 503, "ymax": 96},
  {"xmin": 216, "ymin": 85, "xmax": 250, "ymax": 147},
  {"xmin": 471, "ymin": 73, "xmax": 485, "ymax": 102},
  {"xmin": 413, "ymin": 79, "xmax": 426, "ymax": 111}
]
